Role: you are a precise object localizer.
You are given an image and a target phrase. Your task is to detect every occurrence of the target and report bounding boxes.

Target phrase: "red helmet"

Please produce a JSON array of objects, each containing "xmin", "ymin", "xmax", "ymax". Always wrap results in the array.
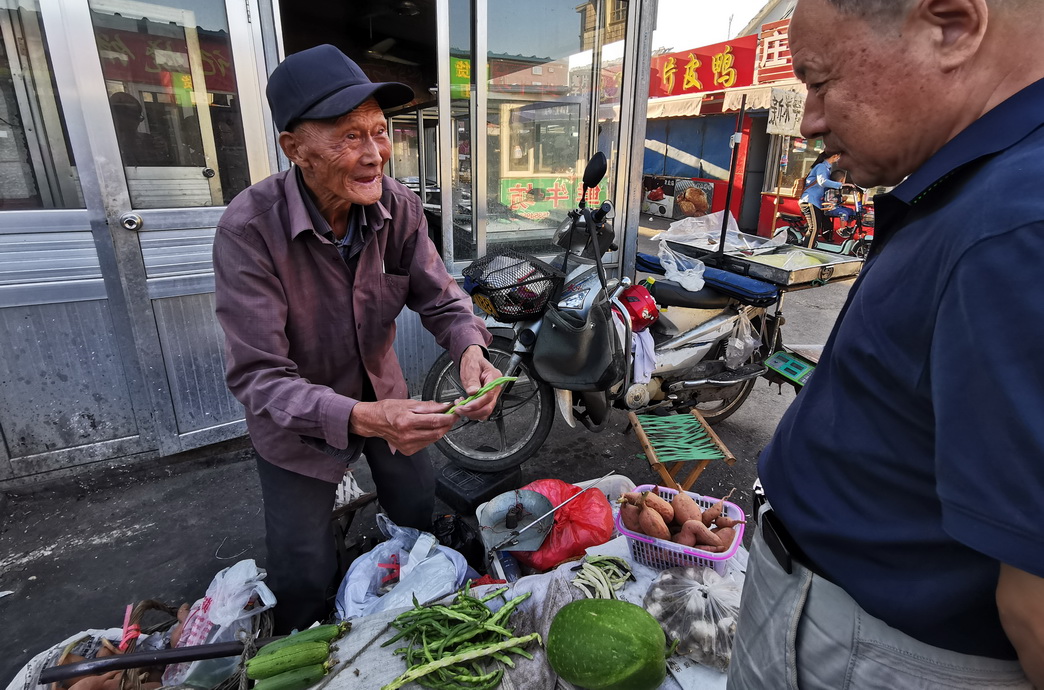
[{"xmin": 619, "ymin": 284, "xmax": 659, "ymax": 332}]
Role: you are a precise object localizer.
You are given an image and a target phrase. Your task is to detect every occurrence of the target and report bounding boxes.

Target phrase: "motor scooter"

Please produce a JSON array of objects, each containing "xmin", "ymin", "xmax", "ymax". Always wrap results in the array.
[
  {"xmin": 422, "ymin": 154, "xmax": 787, "ymax": 472},
  {"xmin": 780, "ymin": 185, "xmax": 874, "ymax": 258}
]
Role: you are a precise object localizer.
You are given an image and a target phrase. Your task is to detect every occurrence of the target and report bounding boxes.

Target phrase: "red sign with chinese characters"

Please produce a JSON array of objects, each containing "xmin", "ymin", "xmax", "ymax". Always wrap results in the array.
[
  {"xmin": 94, "ymin": 27, "xmax": 238, "ymax": 94},
  {"xmin": 649, "ymin": 34, "xmax": 757, "ymax": 98}
]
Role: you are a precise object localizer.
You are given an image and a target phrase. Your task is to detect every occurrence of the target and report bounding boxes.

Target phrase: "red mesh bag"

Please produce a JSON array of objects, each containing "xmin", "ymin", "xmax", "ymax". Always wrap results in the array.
[{"xmin": 513, "ymin": 479, "xmax": 614, "ymax": 572}]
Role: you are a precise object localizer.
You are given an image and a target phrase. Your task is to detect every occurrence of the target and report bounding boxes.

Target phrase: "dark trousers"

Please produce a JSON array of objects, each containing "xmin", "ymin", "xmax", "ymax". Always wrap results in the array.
[{"xmin": 255, "ymin": 439, "xmax": 435, "ymax": 633}]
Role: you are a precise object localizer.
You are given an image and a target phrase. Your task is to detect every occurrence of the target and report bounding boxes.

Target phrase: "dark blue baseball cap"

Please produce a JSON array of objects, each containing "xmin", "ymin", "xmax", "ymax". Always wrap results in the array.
[{"xmin": 266, "ymin": 44, "xmax": 414, "ymax": 132}]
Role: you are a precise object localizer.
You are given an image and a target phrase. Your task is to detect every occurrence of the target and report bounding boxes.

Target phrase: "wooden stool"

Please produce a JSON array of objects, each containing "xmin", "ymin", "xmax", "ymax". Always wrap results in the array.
[{"xmin": 628, "ymin": 409, "xmax": 736, "ymax": 492}]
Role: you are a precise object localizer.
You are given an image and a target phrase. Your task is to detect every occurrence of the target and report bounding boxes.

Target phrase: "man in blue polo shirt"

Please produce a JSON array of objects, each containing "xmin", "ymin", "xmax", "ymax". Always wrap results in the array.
[{"xmin": 728, "ymin": 0, "xmax": 1044, "ymax": 687}]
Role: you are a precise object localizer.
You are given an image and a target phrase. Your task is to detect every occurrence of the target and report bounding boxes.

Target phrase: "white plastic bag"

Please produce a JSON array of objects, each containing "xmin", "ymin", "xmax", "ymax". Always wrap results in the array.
[
  {"xmin": 643, "ymin": 566, "xmax": 742, "ymax": 671},
  {"xmin": 725, "ymin": 311, "xmax": 761, "ymax": 369},
  {"xmin": 335, "ymin": 513, "xmax": 477, "ymax": 620},
  {"xmin": 653, "ymin": 211, "xmax": 784, "ymax": 254},
  {"xmin": 162, "ymin": 559, "xmax": 276, "ymax": 688},
  {"xmin": 658, "ymin": 240, "xmax": 706, "ymax": 292}
]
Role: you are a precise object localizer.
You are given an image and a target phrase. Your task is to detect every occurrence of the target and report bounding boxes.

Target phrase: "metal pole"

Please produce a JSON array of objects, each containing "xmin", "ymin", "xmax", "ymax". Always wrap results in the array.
[{"xmin": 715, "ymin": 94, "xmax": 747, "ymax": 257}]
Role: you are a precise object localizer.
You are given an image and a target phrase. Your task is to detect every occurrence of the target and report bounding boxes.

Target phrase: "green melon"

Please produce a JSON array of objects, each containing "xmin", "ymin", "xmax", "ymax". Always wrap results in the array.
[{"xmin": 546, "ymin": 598, "xmax": 667, "ymax": 690}]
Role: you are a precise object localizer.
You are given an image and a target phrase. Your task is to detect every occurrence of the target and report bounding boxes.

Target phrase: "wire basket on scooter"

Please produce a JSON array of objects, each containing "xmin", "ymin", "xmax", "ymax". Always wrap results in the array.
[{"xmin": 462, "ymin": 250, "xmax": 564, "ymax": 322}]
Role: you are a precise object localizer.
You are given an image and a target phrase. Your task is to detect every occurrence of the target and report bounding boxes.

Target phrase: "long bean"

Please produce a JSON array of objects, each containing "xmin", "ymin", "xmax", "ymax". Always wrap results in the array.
[{"xmin": 381, "ymin": 633, "xmax": 541, "ymax": 690}]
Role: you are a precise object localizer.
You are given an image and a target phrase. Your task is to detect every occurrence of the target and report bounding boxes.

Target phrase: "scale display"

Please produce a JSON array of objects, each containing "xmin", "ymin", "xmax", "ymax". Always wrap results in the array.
[{"xmin": 764, "ymin": 351, "xmax": 816, "ymax": 387}]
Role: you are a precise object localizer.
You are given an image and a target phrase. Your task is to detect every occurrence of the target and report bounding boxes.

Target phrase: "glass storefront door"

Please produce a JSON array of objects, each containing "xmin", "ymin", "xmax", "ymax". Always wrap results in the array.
[{"xmin": 0, "ymin": 0, "xmax": 270, "ymax": 479}]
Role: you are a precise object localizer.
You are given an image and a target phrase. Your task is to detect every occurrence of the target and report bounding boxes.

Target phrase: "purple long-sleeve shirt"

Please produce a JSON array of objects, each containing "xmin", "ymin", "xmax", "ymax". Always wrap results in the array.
[{"xmin": 213, "ymin": 170, "xmax": 490, "ymax": 482}]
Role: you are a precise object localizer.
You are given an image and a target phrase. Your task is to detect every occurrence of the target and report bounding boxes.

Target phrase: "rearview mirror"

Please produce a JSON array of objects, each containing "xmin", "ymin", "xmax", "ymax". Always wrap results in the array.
[{"xmin": 582, "ymin": 152, "xmax": 607, "ymax": 190}]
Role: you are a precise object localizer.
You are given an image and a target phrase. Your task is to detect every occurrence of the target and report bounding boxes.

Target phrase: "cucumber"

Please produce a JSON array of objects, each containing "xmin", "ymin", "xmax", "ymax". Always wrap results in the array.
[
  {"xmin": 245, "ymin": 641, "xmax": 330, "ymax": 680},
  {"xmin": 252, "ymin": 663, "xmax": 329, "ymax": 690},
  {"xmin": 256, "ymin": 622, "xmax": 350, "ymax": 657},
  {"xmin": 546, "ymin": 599, "xmax": 666, "ymax": 690}
]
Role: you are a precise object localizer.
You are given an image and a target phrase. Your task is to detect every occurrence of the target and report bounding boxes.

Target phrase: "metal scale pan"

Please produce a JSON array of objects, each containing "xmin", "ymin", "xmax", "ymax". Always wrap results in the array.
[{"xmin": 476, "ymin": 489, "xmax": 554, "ymax": 552}]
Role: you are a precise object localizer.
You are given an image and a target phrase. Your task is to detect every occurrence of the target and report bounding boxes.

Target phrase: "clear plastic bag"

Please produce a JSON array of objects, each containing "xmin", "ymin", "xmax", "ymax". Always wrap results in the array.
[
  {"xmin": 162, "ymin": 559, "xmax": 276, "ymax": 687},
  {"xmin": 642, "ymin": 566, "xmax": 742, "ymax": 671},
  {"xmin": 725, "ymin": 310, "xmax": 761, "ymax": 369},
  {"xmin": 335, "ymin": 513, "xmax": 478, "ymax": 620},
  {"xmin": 658, "ymin": 240, "xmax": 706, "ymax": 292},
  {"xmin": 652, "ymin": 211, "xmax": 785, "ymax": 254}
]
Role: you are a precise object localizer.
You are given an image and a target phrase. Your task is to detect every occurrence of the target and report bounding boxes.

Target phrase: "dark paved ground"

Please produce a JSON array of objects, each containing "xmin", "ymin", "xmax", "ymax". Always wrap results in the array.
[{"xmin": 0, "ymin": 277, "xmax": 849, "ymax": 688}]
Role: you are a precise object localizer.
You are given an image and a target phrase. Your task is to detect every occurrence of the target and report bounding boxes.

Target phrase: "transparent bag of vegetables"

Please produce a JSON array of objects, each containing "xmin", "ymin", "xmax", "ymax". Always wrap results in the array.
[{"xmin": 642, "ymin": 566, "xmax": 741, "ymax": 671}]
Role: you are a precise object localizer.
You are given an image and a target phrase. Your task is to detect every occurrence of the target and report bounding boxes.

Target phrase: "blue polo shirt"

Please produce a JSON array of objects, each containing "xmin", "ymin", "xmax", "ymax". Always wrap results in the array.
[{"xmin": 760, "ymin": 77, "xmax": 1044, "ymax": 660}]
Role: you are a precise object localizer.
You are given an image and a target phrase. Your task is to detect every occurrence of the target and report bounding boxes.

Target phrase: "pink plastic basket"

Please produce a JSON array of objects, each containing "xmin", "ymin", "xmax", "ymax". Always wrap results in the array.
[{"xmin": 615, "ymin": 484, "xmax": 745, "ymax": 574}]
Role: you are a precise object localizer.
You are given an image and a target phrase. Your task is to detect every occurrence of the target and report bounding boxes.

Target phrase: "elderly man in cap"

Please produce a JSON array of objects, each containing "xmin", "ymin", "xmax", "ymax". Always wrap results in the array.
[
  {"xmin": 728, "ymin": 0, "xmax": 1044, "ymax": 687},
  {"xmin": 213, "ymin": 45, "xmax": 500, "ymax": 633}
]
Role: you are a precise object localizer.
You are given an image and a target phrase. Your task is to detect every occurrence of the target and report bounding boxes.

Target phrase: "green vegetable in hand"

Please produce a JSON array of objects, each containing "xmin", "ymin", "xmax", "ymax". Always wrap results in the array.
[{"xmin": 443, "ymin": 376, "xmax": 517, "ymax": 414}]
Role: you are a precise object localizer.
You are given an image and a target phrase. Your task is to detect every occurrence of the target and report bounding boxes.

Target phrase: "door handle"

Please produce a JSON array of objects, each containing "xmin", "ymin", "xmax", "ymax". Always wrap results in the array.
[{"xmin": 120, "ymin": 212, "xmax": 143, "ymax": 231}]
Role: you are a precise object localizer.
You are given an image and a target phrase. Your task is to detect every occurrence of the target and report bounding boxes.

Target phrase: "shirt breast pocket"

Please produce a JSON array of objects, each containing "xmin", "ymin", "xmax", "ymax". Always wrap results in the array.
[{"xmin": 379, "ymin": 272, "xmax": 410, "ymax": 326}]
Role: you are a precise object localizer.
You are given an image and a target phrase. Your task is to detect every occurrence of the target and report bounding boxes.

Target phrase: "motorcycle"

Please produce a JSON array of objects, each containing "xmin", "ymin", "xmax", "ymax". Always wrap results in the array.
[
  {"xmin": 422, "ymin": 154, "xmax": 787, "ymax": 472},
  {"xmin": 780, "ymin": 185, "xmax": 874, "ymax": 258}
]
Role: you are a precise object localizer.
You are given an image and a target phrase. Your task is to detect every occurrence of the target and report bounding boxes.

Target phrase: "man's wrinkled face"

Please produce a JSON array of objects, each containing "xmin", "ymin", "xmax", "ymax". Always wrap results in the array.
[
  {"xmin": 288, "ymin": 99, "xmax": 390, "ymax": 207},
  {"xmin": 791, "ymin": 0, "xmax": 936, "ymax": 186}
]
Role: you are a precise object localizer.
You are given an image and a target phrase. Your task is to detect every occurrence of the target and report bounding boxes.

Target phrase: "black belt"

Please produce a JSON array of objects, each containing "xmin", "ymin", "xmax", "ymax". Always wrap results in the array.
[{"xmin": 760, "ymin": 507, "xmax": 831, "ymax": 582}]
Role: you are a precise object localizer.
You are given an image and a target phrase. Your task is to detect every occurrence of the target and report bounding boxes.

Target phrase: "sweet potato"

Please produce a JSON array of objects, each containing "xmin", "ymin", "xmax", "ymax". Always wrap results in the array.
[
  {"xmin": 682, "ymin": 519, "xmax": 722, "ymax": 549},
  {"xmin": 68, "ymin": 671, "xmax": 121, "ymax": 690},
  {"xmin": 701, "ymin": 488, "xmax": 736, "ymax": 527},
  {"xmin": 619, "ymin": 502, "xmax": 642, "ymax": 533},
  {"xmin": 670, "ymin": 489, "xmax": 702, "ymax": 526},
  {"xmin": 713, "ymin": 515, "xmax": 746, "ymax": 529},
  {"xmin": 706, "ymin": 526, "xmax": 737, "ymax": 553},
  {"xmin": 673, "ymin": 528, "xmax": 697, "ymax": 547},
  {"xmin": 641, "ymin": 490, "xmax": 674, "ymax": 524},
  {"xmin": 638, "ymin": 504, "xmax": 671, "ymax": 541},
  {"xmin": 620, "ymin": 492, "xmax": 643, "ymax": 506}
]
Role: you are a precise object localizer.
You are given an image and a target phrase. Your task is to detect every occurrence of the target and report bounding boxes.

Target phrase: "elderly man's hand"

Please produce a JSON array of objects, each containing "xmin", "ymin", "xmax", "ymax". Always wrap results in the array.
[
  {"xmin": 349, "ymin": 399, "xmax": 457, "ymax": 456},
  {"xmin": 454, "ymin": 344, "xmax": 503, "ymax": 421}
]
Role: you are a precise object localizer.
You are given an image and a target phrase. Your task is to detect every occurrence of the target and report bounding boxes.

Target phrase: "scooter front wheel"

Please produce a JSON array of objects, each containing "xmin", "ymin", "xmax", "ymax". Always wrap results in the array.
[
  {"xmin": 422, "ymin": 335, "xmax": 555, "ymax": 472},
  {"xmin": 693, "ymin": 376, "xmax": 757, "ymax": 425}
]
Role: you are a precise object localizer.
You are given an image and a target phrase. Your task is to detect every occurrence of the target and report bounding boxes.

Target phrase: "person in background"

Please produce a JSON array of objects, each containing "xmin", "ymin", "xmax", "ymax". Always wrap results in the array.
[
  {"xmin": 821, "ymin": 168, "xmax": 856, "ymax": 226},
  {"xmin": 213, "ymin": 45, "xmax": 501, "ymax": 633},
  {"xmin": 729, "ymin": 0, "xmax": 1044, "ymax": 687},
  {"xmin": 109, "ymin": 91, "xmax": 173, "ymax": 166},
  {"xmin": 799, "ymin": 150, "xmax": 843, "ymax": 240}
]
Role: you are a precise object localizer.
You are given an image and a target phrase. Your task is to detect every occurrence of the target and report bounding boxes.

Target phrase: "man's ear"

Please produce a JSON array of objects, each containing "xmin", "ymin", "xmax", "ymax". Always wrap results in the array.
[
  {"xmin": 913, "ymin": 0, "xmax": 988, "ymax": 72},
  {"xmin": 278, "ymin": 130, "xmax": 305, "ymax": 168}
]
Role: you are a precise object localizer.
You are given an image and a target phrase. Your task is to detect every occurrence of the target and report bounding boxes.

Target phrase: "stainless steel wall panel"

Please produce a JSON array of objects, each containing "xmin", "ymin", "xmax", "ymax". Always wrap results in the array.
[
  {"xmin": 0, "ymin": 231, "xmax": 101, "ymax": 285},
  {"xmin": 146, "ymin": 274, "xmax": 215, "ymax": 300},
  {"xmin": 393, "ymin": 308, "xmax": 442, "ymax": 397},
  {"xmin": 0, "ymin": 279, "xmax": 107, "ymax": 308},
  {"xmin": 139, "ymin": 227, "xmax": 216, "ymax": 279},
  {"xmin": 151, "ymin": 292, "xmax": 243, "ymax": 434},
  {"xmin": 0, "ymin": 301, "xmax": 139, "ymax": 459}
]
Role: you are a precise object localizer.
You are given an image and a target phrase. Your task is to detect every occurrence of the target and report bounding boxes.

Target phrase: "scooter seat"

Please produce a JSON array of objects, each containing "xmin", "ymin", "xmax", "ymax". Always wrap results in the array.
[{"xmin": 650, "ymin": 279, "xmax": 733, "ymax": 310}]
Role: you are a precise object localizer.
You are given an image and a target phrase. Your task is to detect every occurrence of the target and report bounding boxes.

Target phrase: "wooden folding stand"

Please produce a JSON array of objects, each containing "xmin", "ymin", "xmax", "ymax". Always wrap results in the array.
[{"xmin": 627, "ymin": 409, "xmax": 737, "ymax": 492}]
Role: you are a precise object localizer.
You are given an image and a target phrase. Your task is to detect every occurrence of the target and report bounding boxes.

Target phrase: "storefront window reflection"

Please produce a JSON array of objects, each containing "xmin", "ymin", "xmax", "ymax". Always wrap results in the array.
[
  {"xmin": 777, "ymin": 137, "xmax": 826, "ymax": 197},
  {"xmin": 0, "ymin": 1, "xmax": 83, "ymax": 210},
  {"xmin": 89, "ymin": 0, "xmax": 250, "ymax": 208},
  {"xmin": 486, "ymin": 0, "xmax": 621, "ymax": 255}
]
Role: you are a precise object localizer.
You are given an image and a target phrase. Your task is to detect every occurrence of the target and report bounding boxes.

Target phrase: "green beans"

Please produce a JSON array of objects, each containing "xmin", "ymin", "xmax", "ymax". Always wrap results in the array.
[
  {"xmin": 380, "ymin": 582, "xmax": 541, "ymax": 690},
  {"xmin": 570, "ymin": 555, "xmax": 634, "ymax": 599}
]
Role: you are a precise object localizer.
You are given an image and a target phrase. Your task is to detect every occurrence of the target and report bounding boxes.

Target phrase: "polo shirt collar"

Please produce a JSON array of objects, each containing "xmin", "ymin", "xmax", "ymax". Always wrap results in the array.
[
  {"xmin": 890, "ymin": 76, "xmax": 1044, "ymax": 206},
  {"xmin": 282, "ymin": 166, "xmax": 393, "ymax": 241}
]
